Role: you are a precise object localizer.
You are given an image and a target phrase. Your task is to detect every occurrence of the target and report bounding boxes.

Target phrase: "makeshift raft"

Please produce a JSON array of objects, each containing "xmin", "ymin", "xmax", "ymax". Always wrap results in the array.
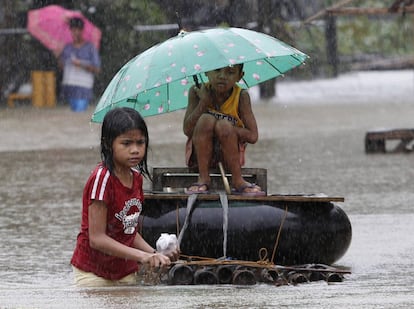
[
  {"xmin": 139, "ymin": 259, "xmax": 351, "ymax": 286},
  {"xmin": 139, "ymin": 167, "xmax": 352, "ymax": 285}
]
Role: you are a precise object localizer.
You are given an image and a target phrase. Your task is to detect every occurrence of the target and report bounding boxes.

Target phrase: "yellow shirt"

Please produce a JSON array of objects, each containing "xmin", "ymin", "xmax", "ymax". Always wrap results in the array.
[
  {"xmin": 207, "ymin": 84, "xmax": 244, "ymax": 128},
  {"xmin": 185, "ymin": 83, "xmax": 247, "ymax": 167}
]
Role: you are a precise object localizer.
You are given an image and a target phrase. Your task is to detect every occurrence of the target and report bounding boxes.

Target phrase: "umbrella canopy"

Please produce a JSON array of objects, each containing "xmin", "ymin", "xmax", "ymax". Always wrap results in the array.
[
  {"xmin": 92, "ymin": 27, "xmax": 308, "ymax": 123},
  {"xmin": 27, "ymin": 5, "xmax": 101, "ymax": 55}
]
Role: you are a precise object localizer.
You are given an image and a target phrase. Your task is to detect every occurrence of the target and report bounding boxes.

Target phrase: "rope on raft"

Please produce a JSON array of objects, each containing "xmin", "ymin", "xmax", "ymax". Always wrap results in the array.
[
  {"xmin": 174, "ymin": 196, "xmax": 289, "ymax": 267},
  {"xmin": 174, "ymin": 192, "xmax": 349, "ymax": 268},
  {"xmin": 139, "ymin": 191, "xmax": 351, "ymax": 286},
  {"xmin": 176, "ymin": 251, "xmax": 350, "ymax": 274},
  {"xmin": 271, "ymin": 204, "xmax": 288, "ymax": 264},
  {"xmin": 139, "ymin": 250, "xmax": 351, "ymax": 286}
]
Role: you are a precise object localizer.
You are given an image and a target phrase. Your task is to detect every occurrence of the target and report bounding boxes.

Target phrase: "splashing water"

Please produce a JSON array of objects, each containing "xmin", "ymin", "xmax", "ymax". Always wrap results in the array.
[
  {"xmin": 218, "ymin": 192, "xmax": 228, "ymax": 258},
  {"xmin": 177, "ymin": 194, "xmax": 198, "ymax": 246}
]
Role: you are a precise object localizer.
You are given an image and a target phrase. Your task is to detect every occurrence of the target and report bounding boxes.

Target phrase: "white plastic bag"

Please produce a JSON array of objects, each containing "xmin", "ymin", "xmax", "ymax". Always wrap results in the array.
[{"xmin": 156, "ymin": 233, "xmax": 178, "ymax": 255}]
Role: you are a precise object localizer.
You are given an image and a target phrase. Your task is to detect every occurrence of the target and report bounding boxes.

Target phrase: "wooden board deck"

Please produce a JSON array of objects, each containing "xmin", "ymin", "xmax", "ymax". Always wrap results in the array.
[
  {"xmin": 149, "ymin": 167, "xmax": 344, "ymax": 203},
  {"xmin": 365, "ymin": 128, "xmax": 414, "ymax": 153},
  {"xmin": 152, "ymin": 167, "xmax": 268, "ymax": 193},
  {"xmin": 144, "ymin": 192, "xmax": 344, "ymax": 203}
]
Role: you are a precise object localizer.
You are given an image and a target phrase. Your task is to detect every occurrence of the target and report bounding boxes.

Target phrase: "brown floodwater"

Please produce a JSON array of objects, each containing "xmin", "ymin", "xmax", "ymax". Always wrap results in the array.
[{"xmin": 1, "ymin": 71, "xmax": 414, "ymax": 308}]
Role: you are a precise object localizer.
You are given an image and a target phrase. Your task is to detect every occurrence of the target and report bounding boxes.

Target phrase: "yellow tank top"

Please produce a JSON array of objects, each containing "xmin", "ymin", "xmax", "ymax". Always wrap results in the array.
[{"xmin": 207, "ymin": 84, "xmax": 244, "ymax": 128}]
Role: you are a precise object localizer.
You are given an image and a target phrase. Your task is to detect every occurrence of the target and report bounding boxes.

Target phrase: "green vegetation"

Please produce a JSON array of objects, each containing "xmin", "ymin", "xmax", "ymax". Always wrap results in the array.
[
  {"xmin": 0, "ymin": 0, "xmax": 413, "ymax": 101},
  {"xmin": 293, "ymin": 1, "xmax": 414, "ymax": 77},
  {"xmin": 84, "ymin": 0, "xmax": 171, "ymax": 92}
]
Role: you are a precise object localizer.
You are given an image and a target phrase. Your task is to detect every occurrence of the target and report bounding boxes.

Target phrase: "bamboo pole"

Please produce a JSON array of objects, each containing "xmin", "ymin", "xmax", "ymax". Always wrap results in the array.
[
  {"xmin": 218, "ymin": 162, "xmax": 231, "ymax": 195},
  {"xmin": 327, "ymin": 6, "xmax": 414, "ymax": 16},
  {"xmin": 304, "ymin": 0, "xmax": 357, "ymax": 24},
  {"xmin": 174, "ymin": 256, "xmax": 352, "ymax": 274},
  {"xmin": 304, "ymin": 1, "xmax": 414, "ymax": 24}
]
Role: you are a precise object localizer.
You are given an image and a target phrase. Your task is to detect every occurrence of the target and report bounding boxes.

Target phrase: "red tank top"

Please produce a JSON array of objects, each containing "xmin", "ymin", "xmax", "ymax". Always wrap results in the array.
[{"xmin": 71, "ymin": 163, "xmax": 144, "ymax": 280}]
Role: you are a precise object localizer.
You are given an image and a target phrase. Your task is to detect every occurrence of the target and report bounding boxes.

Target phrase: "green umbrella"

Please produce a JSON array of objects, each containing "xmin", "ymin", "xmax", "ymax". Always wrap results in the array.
[{"xmin": 92, "ymin": 27, "xmax": 308, "ymax": 122}]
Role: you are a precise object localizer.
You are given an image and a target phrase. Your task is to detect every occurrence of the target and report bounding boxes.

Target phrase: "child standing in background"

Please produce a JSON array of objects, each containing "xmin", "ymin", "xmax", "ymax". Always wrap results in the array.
[
  {"xmin": 71, "ymin": 107, "xmax": 178, "ymax": 287},
  {"xmin": 59, "ymin": 17, "xmax": 100, "ymax": 111}
]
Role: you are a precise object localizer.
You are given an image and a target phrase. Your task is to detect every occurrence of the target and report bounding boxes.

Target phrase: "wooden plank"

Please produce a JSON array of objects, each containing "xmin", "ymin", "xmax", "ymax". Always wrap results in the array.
[
  {"xmin": 366, "ymin": 129, "xmax": 414, "ymax": 140},
  {"xmin": 304, "ymin": 1, "xmax": 414, "ymax": 24},
  {"xmin": 7, "ymin": 93, "xmax": 32, "ymax": 108},
  {"xmin": 152, "ymin": 167, "xmax": 267, "ymax": 193},
  {"xmin": 144, "ymin": 192, "xmax": 344, "ymax": 203},
  {"xmin": 304, "ymin": 0, "xmax": 357, "ymax": 23},
  {"xmin": 327, "ymin": 6, "xmax": 414, "ymax": 16},
  {"xmin": 365, "ymin": 128, "xmax": 414, "ymax": 153}
]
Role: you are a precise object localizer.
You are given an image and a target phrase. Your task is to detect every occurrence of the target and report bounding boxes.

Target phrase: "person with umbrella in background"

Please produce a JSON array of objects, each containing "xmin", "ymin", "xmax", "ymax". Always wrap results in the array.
[
  {"xmin": 58, "ymin": 17, "xmax": 101, "ymax": 111},
  {"xmin": 183, "ymin": 64, "xmax": 265, "ymax": 196}
]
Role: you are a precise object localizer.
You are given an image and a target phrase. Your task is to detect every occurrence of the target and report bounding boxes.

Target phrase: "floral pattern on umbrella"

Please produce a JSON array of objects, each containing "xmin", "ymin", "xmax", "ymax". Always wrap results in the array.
[{"xmin": 92, "ymin": 27, "xmax": 308, "ymax": 122}]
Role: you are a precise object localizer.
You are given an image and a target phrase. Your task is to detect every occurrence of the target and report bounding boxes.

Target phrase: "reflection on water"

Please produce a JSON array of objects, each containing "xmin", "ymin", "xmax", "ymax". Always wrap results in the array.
[{"xmin": 1, "ymin": 101, "xmax": 414, "ymax": 308}]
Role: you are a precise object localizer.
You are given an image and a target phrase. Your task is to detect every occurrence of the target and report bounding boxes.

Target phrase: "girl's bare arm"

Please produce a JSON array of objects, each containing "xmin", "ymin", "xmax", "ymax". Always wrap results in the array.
[{"xmin": 88, "ymin": 200, "xmax": 170, "ymax": 266}]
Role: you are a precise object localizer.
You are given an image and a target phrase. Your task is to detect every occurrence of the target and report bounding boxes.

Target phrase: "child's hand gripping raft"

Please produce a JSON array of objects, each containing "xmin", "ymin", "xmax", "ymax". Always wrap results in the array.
[{"xmin": 71, "ymin": 107, "xmax": 179, "ymax": 287}]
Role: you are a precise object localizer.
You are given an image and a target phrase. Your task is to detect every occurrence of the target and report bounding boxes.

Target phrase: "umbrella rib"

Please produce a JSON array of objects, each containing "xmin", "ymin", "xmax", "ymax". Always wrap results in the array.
[
  {"xmin": 132, "ymin": 94, "xmax": 138, "ymax": 111},
  {"xmin": 166, "ymin": 82, "xmax": 169, "ymax": 112},
  {"xmin": 240, "ymin": 53, "xmax": 306, "ymax": 88},
  {"xmin": 290, "ymin": 53, "xmax": 308, "ymax": 64},
  {"xmin": 110, "ymin": 67, "xmax": 136, "ymax": 106},
  {"xmin": 240, "ymin": 57, "xmax": 284, "ymax": 88},
  {"xmin": 262, "ymin": 54, "xmax": 305, "ymax": 76},
  {"xmin": 263, "ymin": 57, "xmax": 284, "ymax": 76},
  {"xmin": 240, "ymin": 76, "xmax": 250, "ymax": 88}
]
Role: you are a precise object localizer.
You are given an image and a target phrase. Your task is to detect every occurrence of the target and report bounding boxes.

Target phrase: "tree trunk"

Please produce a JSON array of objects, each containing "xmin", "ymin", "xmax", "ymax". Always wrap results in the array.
[
  {"xmin": 325, "ymin": 14, "xmax": 339, "ymax": 77},
  {"xmin": 257, "ymin": 0, "xmax": 276, "ymax": 99}
]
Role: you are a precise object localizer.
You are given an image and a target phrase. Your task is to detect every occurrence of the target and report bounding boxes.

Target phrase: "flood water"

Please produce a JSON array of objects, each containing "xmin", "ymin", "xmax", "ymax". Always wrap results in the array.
[{"xmin": 1, "ymin": 71, "xmax": 414, "ymax": 308}]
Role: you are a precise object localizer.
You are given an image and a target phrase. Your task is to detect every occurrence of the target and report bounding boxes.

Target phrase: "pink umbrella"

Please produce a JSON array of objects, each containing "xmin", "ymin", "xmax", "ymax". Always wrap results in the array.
[{"xmin": 27, "ymin": 5, "xmax": 102, "ymax": 55}]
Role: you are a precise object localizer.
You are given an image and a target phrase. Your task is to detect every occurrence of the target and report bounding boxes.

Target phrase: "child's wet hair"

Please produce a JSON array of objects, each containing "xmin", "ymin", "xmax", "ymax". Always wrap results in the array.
[
  {"xmin": 227, "ymin": 63, "xmax": 244, "ymax": 72},
  {"xmin": 234, "ymin": 63, "xmax": 244, "ymax": 71},
  {"xmin": 207, "ymin": 63, "xmax": 244, "ymax": 75},
  {"xmin": 69, "ymin": 17, "xmax": 84, "ymax": 29},
  {"xmin": 100, "ymin": 107, "xmax": 151, "ymax": 179}
]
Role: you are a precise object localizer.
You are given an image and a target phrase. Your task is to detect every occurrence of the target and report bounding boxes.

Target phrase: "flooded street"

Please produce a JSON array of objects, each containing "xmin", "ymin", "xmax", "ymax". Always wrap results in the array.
[{"xmin": 1, "ymin": 70, "xmax": 414, "ymax": 308}]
